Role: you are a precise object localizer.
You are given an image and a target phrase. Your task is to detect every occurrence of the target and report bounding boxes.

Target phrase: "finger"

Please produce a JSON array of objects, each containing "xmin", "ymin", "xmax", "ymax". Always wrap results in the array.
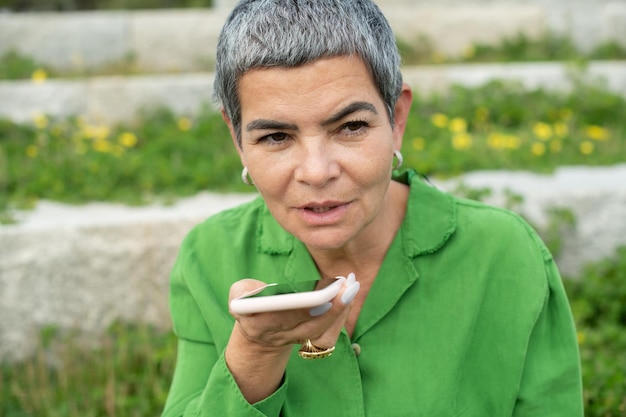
[{"xmin": 229, "ymin": 278, "xmax": 268, "ymax": 301}]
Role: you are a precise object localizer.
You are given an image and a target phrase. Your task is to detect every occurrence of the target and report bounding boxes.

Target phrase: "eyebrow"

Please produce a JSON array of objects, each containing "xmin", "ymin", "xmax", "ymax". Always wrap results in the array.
[
  {"xmin": 321, "ymin": 101, "xmax": 378, "ymax": 127},
  {"xmin": 245, "ymin": 101, "xmax": 378, "ymax": 132},
  {"xmin": 246, "ymin": 119, "xmax": 298, "ymax": 132}
]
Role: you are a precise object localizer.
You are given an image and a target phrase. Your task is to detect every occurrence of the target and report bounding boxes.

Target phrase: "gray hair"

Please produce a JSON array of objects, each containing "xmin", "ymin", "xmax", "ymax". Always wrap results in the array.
[{"xmin": 213, "ymin": 0, "xmax": 403, "ymax": 146}]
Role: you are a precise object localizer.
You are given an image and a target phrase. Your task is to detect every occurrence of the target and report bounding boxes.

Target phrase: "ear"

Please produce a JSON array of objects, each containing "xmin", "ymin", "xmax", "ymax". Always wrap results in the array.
[
  {"xmin": 221, "ymin": 109, "xmax": 246, "ymax": 165},
  {"xmin": 391, "ymin": 83, "xmax": 413, "ymax": 150}
]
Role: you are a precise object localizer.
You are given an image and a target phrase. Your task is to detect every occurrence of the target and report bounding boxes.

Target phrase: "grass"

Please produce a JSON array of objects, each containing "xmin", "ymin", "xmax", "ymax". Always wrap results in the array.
[
  {"xmin": 1, "ymin": 72, "xmax": 624, "ymax": 221},
  {"xmin": 0, "ymin": 322, "xmax": 176, "ymax": 416},
  {"xmin": 398, "ymin": 31, "xmax": 626, "ymax": 65}
]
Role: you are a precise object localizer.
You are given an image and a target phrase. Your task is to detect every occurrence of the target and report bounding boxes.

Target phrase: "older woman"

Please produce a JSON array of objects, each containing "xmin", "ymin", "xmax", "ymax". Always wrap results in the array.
[{"xmin": 162, "ymin": 1, "xmax": 583, "ymax": 416}]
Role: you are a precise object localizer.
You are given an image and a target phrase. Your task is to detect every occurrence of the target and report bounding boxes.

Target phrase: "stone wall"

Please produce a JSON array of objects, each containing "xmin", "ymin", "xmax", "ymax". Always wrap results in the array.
[{"xmin": 1, "ymin": 1, "xmax": 625, "ymax": 73}]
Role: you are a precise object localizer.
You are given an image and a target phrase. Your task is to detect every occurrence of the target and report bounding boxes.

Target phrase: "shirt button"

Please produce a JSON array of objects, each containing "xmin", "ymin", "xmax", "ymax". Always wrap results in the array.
[{"xmin": 351, "ymin": 343, "xmax": 361, "ymax": 356}]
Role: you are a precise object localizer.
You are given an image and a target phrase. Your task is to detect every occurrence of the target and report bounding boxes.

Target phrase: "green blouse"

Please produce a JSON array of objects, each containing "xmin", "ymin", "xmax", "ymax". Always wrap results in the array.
[{"xmin": 162, "ymin": 170, "xmax": 583, "ymax": 417}]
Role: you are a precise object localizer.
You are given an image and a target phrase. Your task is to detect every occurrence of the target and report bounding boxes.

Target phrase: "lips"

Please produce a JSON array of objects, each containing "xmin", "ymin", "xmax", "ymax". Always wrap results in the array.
[
  {"xmin": 297, "ymin": 201, "xmax": 351, "ymax": 225},
  {"xmin": 307, "ymin": 205, "xmax": 338, "ymax": 213}
]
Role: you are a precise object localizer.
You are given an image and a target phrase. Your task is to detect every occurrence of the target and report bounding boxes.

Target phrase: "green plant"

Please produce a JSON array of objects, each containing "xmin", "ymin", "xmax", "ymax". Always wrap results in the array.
[
  {"xmin": 0, "ymin": 322, "xmax": 177, "ymax": 416},
  {"xmin": 403, "ymin": 77, "xmax": 625, "ymax": 177},
  {"xmin": 564, "ymin": 247, "xmax": 626, "ymax": 416},
  {"xmin": 398, "ymin": 31, "xmax": 626, "ymax": 65},
  {"xmin": 1, "ymin": 77, "xmax": 625, "ymax": 221},
  {"xmin": 0, "ymin": 51, "xmax": 52, "ymax": 80}
]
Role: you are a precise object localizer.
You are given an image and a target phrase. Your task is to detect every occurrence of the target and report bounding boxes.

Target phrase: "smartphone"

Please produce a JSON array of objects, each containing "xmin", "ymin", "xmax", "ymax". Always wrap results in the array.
[{"xmin": 229, "ymin": 277, "xmax": 346, "ymax": 314}]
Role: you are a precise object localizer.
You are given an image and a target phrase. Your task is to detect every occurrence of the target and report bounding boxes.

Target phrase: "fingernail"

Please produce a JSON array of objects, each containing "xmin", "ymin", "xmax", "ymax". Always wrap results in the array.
[
  {"xmin": 309, "ymin": 302, "xmax": 333, "ymax": 317},
  {"xmin": 341, "ymin": 282, "xmax": 360, "ymax": 305},
  {"xmin": 346, "ymin": 272, "xmax": 356, "ymax": 285}
]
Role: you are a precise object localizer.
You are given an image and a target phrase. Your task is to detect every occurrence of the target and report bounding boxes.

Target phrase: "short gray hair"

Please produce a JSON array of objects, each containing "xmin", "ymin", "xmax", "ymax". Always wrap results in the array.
[{"xmin": 213, "ymin": 0, "xmax": 403, "ymax": 146}]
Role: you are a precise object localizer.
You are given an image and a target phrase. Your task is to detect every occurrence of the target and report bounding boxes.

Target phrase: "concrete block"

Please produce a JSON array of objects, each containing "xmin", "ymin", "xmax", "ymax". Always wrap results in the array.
[
  {"xmin": 602, "ymin": 2, "xmax": 626, "ymax": 48},
  {"xmin": 130, "ymin": 9, "xmax": 227, "ymax": 73},
  {"xmin": 0, "ymin": 79, "xmax": 88, "ymax": 123},
  {"xmin": 0, "ymin": 12, "xmax": 131, "ymax": 70},
  {"xmin": 0, "ymin": 193, "xmax": 256, "ymax": 361},
  {"xmin": 85, "ymin": 73, "xmax": 215, "ymax": 124},
  {"xmin": 383, "ymin": 5, "xmax": 546, "ymax": 57},
  {"xmin": 401, "ymin": 61, "xmax": 626, "ymax": 96}
]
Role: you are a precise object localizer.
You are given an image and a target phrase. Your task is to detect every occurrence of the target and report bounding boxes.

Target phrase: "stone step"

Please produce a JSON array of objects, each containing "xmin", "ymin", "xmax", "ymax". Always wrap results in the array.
[
  {"xmin": 1, "ymin": 2, "xmax": 625, "ymax": 73},
  {"xmin": 2, "ymin": 61, "xmax": 625, "ymax": 125}
]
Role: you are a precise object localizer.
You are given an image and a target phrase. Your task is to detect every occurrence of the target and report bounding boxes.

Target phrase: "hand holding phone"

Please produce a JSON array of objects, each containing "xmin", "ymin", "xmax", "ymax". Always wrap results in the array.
[{"xmin": 229, "ymin": 277, "xmax": 348, "ymax": 315}]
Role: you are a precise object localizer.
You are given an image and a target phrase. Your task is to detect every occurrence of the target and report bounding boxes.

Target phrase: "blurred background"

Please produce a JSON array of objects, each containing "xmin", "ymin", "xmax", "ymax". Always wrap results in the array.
[{"xmin": 1, "ymin": 0, "xmax": 625, "ymax": 415}]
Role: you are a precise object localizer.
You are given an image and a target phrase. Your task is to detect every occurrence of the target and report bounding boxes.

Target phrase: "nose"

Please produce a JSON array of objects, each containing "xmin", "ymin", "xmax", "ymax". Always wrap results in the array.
[{"xmin": 293, "ymin": 139, "xmax": 340, "ymax": 187}]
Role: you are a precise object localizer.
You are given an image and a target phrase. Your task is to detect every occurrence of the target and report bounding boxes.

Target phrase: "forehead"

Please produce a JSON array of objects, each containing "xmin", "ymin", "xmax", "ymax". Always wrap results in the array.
[{"xmin": 237, "ymin": 55, "xmax": 382, "ymax": 119}]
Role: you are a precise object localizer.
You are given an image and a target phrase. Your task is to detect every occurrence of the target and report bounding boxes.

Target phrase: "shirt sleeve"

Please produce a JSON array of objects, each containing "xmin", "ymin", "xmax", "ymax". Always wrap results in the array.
[
  {"xmin": 512, "ymin": 257, "xmax": 584, "ymax": 416},
  {"xmin": 162, "ymin": 339, "xmax": 287, "ymax": 417},
  {"xmin": 161, "ymin": 236, "xmax": 287, "ymax": 417}
]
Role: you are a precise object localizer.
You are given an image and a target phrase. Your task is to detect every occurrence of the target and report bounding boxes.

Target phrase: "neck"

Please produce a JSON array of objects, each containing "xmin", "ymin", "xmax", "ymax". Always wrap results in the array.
[{"xmin": 308, "ymin": 181, "xmax": 409, "ymax": 281}]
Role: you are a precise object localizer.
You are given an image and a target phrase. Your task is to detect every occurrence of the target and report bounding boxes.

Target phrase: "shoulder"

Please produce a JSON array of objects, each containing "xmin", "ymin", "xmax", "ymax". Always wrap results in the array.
[{"xmin": 453, "ymin": 195, "xmax": 552, "ymax": 263}]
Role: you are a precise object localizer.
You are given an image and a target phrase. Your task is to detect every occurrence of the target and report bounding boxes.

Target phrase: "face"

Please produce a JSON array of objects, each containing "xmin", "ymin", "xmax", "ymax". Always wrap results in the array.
[{"xmin": 228, "ymin": 55, "xmax": 411, "ymax": 252}]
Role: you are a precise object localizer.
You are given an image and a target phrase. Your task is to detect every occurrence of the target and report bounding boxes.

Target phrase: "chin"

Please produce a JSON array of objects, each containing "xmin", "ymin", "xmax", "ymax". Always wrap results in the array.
[{"xmin": 297, "ymin": 229, "xmax": 355, "ymax": 251}]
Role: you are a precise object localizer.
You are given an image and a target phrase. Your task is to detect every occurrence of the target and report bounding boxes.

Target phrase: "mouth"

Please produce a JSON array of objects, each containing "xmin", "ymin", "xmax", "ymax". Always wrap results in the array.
[
  {"xmin": 296, "ymin": 201, "xmax": 351, "ymax": 225},
  {"xmin": 300, "ymin": 201, "xmax": 346, "ymax": 212},
  {"xmin": 306, "ymin": 205, "xmax": 340, "ymax": 213}
]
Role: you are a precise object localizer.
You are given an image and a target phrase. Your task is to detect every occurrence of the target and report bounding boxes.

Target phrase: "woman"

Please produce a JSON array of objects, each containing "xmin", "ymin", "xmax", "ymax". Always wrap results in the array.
[{"xmin": 162, "ymin": 1, "xmax": 583, "ymax": 416}]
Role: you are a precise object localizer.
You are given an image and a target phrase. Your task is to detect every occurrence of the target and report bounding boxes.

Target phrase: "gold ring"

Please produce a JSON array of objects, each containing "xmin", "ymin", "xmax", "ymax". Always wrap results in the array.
[{"xmin": 298, "ymin": 339, "xmax": 335, "ymax": 360}]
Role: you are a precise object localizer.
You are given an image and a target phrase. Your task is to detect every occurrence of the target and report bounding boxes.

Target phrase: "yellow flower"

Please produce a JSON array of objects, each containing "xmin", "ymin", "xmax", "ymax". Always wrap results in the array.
[
  {"xmin": 177, "ymin": 117, "xmax": 193, "ymax": 132},
  {"xmin": 118, "ymin": 132, "xmax": 138, "ymax": 148},
  {"xmin": 580, "ymin": 141, "xmax": 594, "ymax": 155},
  {"xmin": 82, "ymin": 124, "xmax": 110, "ymax": 141},
  {"xmin": 25, "ymin": 145, "xmax": 38, "ymax": 158},
  {"xmin": 430, "ymin": 113, "xmax": 448, "ymax": 129},
  {"xmin": 452, "ymin": 133, "xmax": 472, "ymax": 150},
  {"xmin": 93, "ymin": 139, "xmax": 112, "ymax": 153},
  {"xmin": 488, "ymin": 133, "xmax": 521, "ymax": 150},
  {"xmin": 412, "ymin": 137, "xmax": 425, "ymax": 151},
  {"xmin": 531, "ymin": 142, "xmax": 546, "ymax": 156},
  {"xmin": 31, "ymin": 68, "xmax": 48, "ymax": 84},
  {"xmin": 554, "ymin": 123, "xmax": 568, "ymax": 137},
  {"xmin": 585, "ymin": 125, "xmax": 609, "ymax": 141},
  {"xmin": 532, "ymin": 122, "xmax": 552, "ymax": 141},
  {"xmin": 577, "ymin": 331, "xmax": 585, "ymax": 345},
  {"xmin": 32, "ymin": 112, "xmax": 49, "ymax": 130},
  {"xmin": 488, "ymin": 133, "xmax": 504, "ymax": 149},
  {"xmin": 449, "ymin": 118, "xmax": 467, "ymax": 134},
  {"xmin": 550, "ymin": 140, "xmax": 563, "ymax": 153}
]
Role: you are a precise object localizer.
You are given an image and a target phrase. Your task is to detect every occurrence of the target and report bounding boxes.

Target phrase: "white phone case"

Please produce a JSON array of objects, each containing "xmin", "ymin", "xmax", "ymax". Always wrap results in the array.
[{"xmin": 229, "ymin": 278, "xmax": 346, "ymax": 314}]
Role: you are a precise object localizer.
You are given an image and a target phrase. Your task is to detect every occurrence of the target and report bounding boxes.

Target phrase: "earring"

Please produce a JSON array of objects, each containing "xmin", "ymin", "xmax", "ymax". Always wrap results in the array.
[
  {"xmin": 241, "ymin": 167, "xmax": 254, "ymax": 186},
  {"xmin": 393, "ymin": 150, "xmax": 403, "ymax": 170}
]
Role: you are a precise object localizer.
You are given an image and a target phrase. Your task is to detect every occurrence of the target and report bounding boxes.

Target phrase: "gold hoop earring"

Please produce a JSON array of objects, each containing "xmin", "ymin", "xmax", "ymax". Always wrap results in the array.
[
  {"xmin": 393, "ymin": 150, "xmax": 403, "ymax": 170},
  {"xmin": 241, "ymin": 167, "xmax": 254, "ymax": 186}
]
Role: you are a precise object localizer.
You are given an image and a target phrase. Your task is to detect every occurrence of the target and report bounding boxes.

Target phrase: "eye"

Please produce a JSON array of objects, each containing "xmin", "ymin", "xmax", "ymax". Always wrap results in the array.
[
  {"xmin": 341, "ymin": 120, "xmax": 369, "ymax": 135},
  {"xmin": 259, "ymin": 132, "xmax": 289, "ymax": 145}
]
